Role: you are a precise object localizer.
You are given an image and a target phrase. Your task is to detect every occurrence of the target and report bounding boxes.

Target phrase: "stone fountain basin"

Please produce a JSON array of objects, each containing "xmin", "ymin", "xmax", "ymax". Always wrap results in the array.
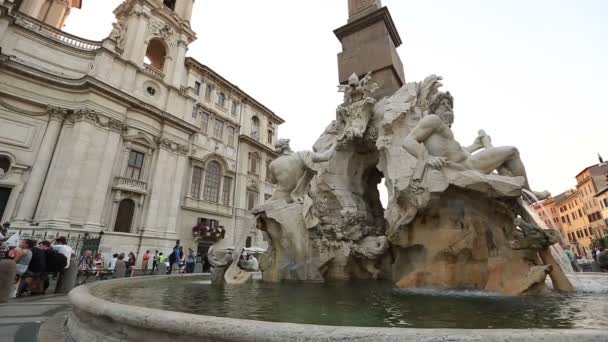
[{"xmin": 66, "ymin": 274, "xmax": 606, "ymax": 342}]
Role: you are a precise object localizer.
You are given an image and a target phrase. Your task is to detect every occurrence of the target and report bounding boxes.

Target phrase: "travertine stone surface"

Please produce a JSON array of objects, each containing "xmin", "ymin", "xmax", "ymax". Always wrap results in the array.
[
  {"xmin": 256, "ymin": 73, "xmax": 566, "ymax": 295},
  {"xmin": 65, "ymin": 276, "xmax": 606, "ymax": 342}
]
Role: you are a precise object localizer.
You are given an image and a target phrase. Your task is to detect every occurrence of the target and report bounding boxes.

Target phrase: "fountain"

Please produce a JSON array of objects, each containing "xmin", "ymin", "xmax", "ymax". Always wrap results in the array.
[{"xmin": 63, "ymin": 73, "xmax": 608, "ymax": 342}]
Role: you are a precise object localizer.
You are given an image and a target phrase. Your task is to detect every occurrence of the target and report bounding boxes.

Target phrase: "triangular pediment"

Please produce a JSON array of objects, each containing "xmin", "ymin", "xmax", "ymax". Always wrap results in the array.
[{"xmin": 123, "ymin": 133, "xmax": 156, "ymax": 149}]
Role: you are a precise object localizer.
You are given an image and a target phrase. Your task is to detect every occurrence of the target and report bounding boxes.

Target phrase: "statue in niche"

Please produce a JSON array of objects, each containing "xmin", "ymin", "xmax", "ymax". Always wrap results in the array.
[
  {"xmin": 268, "ymin": 139, "xmax": 337, "ymax": 204},
  {"xmin": 337, "ymin": 72, "xmax": 378, "ymax": 141},
  {"xmin": 401, "ymin": 75, "xmax": 550, "ymax": 200}
]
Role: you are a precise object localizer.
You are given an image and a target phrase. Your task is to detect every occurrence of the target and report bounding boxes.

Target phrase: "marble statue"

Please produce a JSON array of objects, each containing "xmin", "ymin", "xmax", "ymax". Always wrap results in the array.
[
  {"xmin": 252, "ymin": 71, "xmax": 568, "ymax": 295},
  {"xmin": 337, "ymin": 72, "xmax": 378, "ymax": 141},
  {"xmin": 268, "ymin": 138, "xmax": 337, "ymax": 204},
  {"xmin": 401, "ymin": 76, "xmax": 550, "ymax": 201}
]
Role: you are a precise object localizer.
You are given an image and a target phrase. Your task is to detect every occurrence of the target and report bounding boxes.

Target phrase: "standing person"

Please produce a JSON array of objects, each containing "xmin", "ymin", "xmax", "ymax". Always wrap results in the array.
[
  {"xmin": 77, "ymin": 250, "xmax": 93, "ymax": 285},
  {"xmin": 12, "ymin": 239, "xmax": 34, "ymax": 297},
  {"xmin": 142, "ymin": 250, "xmax": 151, "ymax": 274},
  {"xmin": 157, "ymin": 252, "xmax": 166, "ymax": 274},
  {"xmin": 18, "ymin": 240, "xmax": 47, "ymax": 296},
  {"xmin": 0, "ymin": 223, "xmax": 9, "ymax": 243},
  {"xmin": 128, "ymin": 252, "xmax": 137, "ymax": 277},
  {"xmin": 93, "ymin": 253, "xmax": 104, "ymax": 280},
  {"xmin": 108, "ymin": 253, "xmax": 118, "ymax": 274},
  {"xmin": 186, "ymin": 248, "xmax": 195, "ymax": 273},
  {"xmin": 114, "ymin": 254, "xmax": 126, "ymax": 278},
  {"xmin": 52, "ymin": 237, "xmax": 74, "ymax": 269},
  {"xmin": 564, "ymin": 245, "xmax": 581, "ymax": 272},
  {"xmin": 151, "ymin": 250, "xmax": 159, "ymax": 274},
  {"xmin": 178, "ymin": 246, "xmax": 185, "ymax": 273},
  {"xmin": 597, "ymin": 247, "xmax": 608, "ymax": 271},
  {"xmin": 168, "ymin": 247, "xmax": 177, "ymax": 274}
]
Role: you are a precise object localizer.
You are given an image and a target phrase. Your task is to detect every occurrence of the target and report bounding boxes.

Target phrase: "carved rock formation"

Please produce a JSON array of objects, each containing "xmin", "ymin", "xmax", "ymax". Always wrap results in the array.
[{"xmin": 254, "ymin": 73, "xmax": 569, "ymax": 295}]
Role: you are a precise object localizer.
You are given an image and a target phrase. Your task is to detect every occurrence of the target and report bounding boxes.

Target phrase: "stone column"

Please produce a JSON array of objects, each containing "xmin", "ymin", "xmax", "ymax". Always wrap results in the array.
[
  {"xmin": 167, "ymin": 39, "xmax": 187, "ymax": 88},
  {"xmin": 166, "ymin": 148, "xmax": 188, "ymax": 234},
  {"xmin": 54, "ymin": 110, "xmax": 96, "ymax": 222},
  {"xmin": 14, "ymin": 107, "xmax": 66, "ymax": 223},
  {"xmin": 122, "ymin": 8, "xmax": 151, "ymax": 66},
  {"xmin": 143, "ymin": 144, "xmax": 169, "ymax": 232},
  {"xmin": 17, "ymin": 0, "xmax": 46, "ymax": 20},
  {"xmin": 85, "ymin": 120, "xmax": 125, "ymax": 227},
  {"xmin": 43, "ymin": 0, "xmax": 70, "ymax": 29}
]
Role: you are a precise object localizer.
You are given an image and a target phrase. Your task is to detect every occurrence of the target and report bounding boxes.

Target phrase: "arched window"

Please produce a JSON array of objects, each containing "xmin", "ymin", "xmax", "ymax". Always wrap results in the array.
[
  {"xmin": 114, "ymin": 199, "xmax": 135, "ymax": 233},
  {"xmin": 203, "ymin": 161, "xmax": 222, "ymax": 202},
  {"xmin": 144, "ymin": 39, "xmax": 167, "ymax": 72},
  {"xmin": 251, "ymin": 116, "xmax": 260, "ymax": 141}
]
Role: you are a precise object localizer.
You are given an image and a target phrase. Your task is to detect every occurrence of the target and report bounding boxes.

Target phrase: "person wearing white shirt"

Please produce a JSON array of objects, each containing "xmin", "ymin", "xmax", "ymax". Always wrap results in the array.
[
  {"xmin": 108, "ymin": 254, "xmax": 118, "ymax": 272},
  {"xmin": 52, "ymin": 237, "xmax": 74, "ymax": 268}
]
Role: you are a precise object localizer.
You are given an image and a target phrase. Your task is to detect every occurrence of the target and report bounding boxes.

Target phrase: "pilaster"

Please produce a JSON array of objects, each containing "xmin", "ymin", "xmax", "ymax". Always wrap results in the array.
[{"xmin": 13, "ymin": 106, "xmax": 68, "ymax": 223}]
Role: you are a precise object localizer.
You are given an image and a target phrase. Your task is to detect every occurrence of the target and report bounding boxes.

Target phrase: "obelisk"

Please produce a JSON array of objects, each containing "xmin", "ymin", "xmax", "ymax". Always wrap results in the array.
[{"xmin": 334, "ymin": 0, "xmax": 405, "ymax": 99}]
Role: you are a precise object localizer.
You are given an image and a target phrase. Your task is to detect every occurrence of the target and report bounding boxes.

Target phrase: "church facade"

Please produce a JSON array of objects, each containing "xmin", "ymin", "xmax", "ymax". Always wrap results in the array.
[{"xmin": 0, "ymin": 0, "xmax": 283, "ymax": 260}]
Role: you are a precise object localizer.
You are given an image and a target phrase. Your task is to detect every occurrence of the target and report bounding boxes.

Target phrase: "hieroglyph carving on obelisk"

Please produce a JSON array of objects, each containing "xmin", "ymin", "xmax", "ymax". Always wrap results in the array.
[{"xmin": 348, "ymin": 0, "xmax": 381, "ymax": 18}]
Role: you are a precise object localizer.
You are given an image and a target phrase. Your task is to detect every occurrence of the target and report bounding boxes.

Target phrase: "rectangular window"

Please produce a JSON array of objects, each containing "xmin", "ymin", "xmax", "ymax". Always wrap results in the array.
[
  {"xmin": 249, "ymin": 154, "xmax": 259, "ymax": 175},
  {"xmin": 579, "ymin": 209, "xmax": 583, "ymax": 217},
  {"xmin": 214, "ymin": 119, "xmax": 224, "ymax": 139},
  {"xmin": 191, "ymin": 166, "xmax": 203, "ymax": 199},
  {"xmin": 265, "ymin": 160, "xmax": 272, "ymax": 182},
  {"xmin": 231, "ymin": 102, "xmax": 240, "ymax": 115},
  {"xmin": 222, "ymin": 176, "xmax": 232, "ymax": 205},
  {"xmin": 227, "ymin": 126, "xmax": 235, "ymax": 147},
  {"xmin": 247, "ymin": 190, "xmax": 258, "ymax": 210},
  {"xmin": 126, "ymin": 150, "xmax": 145, "ymax": 180},
  {"xmin": 205, "ymin": 84, "xmax": 213, "ymax": 100},
  {"xmin": 267, "ymin": 129, "xmax": 274, "ymax": 145},
  {"xmin": 201, "ymin": 112, "xmax": 210, "ymax": 133},
  {"xmin": 194, "ymin": 81, "xmax": 201, "ymax": 95},
  {"xmin": 192, "ymin": 105, "xmax": 197, "ymax": 119}
]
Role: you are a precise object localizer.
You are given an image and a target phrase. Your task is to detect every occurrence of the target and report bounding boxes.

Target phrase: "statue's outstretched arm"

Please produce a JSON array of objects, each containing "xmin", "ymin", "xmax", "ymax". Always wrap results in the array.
[{"xmin": 311, "ymin": 142, "xmax": 337, "ymax": 163}]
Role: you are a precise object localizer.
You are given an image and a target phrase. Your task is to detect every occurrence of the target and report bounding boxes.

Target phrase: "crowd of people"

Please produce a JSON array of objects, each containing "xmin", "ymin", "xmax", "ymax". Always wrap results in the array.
[
  {"xmin": 564, "ymin": 245, "xmax": 608, "ymax": 272},
  {"xmin": 0, "ymin": 228, "xmax": 72, "ymax": 298},
  {"xmin": 0, "ymin": 223, "xmax": 258, "ymax": 298}
]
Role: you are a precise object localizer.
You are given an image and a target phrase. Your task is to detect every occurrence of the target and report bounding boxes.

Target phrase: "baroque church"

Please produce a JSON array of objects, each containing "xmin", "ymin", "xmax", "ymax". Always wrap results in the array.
[{"xmin": 0, "ymin": 0, "xmax": 283, "ymax": 259}]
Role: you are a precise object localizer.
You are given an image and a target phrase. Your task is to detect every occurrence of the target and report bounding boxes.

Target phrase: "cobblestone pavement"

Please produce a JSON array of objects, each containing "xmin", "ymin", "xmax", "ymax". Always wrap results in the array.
[{"xmin": 0, "ymin": 294, "xmax": 70, "ymax": 342}]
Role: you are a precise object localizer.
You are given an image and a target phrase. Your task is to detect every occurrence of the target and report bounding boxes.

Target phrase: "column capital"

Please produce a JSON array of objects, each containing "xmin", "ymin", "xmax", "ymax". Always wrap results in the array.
[
  {"xmin": 46, "ymin": 106, "xmax": 70, "ymax": 122},
  {"xmin": 107, "ymin": 118, "xmax": 129, "ymax": 134},
  {"xmin": 72, "ymin": 108, "xmax": 98, "ymax": 124}
]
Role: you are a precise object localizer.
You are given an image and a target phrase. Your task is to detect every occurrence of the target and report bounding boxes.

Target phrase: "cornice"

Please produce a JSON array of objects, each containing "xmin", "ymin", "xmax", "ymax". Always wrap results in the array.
[
  {"xmin": 0, "ymin": 56, "xmax": 199, "ymax": 135},
  {"xmin": 185, "ymin": 57, "xmax": 285, "ymax": 125},
  {"xmin": 154, "ymin": 136, "xmax": 189, "ymax": 155},
  {"xmin": 239, "ymin": 134, "xmax": 278, "ymax": 158},
  {"xmin": 334, "ymin": 7, "xmax": 402, "ymax": 48}
]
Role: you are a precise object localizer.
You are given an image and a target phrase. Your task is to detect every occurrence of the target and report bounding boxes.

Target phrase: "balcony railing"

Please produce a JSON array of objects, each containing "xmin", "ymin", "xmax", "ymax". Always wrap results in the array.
[
  {"xmin": 113, "ymin": 177, "xmax": 147, "ymax": 194},
  {"xmin": 15, "ymin": 13, "xmax": 101, "ymax": 51},
  {"xmin": 143, "ymin": 63, "xmax": 165, "ymax": 80}
]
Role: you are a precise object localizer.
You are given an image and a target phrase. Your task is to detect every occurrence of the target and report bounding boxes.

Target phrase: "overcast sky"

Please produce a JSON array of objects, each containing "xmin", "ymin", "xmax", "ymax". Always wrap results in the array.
[{"xmin": 64, "ymin": 0, "xmax": 607, "ymax": 198}]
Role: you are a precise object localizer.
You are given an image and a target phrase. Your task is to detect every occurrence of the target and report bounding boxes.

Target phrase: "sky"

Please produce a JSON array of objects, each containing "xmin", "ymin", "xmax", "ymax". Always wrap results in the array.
[{"xmin": 64, "ymin": 0, "xmax": 608, "ymax": 198}]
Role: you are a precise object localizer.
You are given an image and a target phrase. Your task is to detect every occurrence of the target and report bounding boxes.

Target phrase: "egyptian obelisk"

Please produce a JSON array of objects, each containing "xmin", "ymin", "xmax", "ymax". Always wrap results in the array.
[{"xmin": 334, "ymin": 0, "xmax": 405, "ymax": 99}]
